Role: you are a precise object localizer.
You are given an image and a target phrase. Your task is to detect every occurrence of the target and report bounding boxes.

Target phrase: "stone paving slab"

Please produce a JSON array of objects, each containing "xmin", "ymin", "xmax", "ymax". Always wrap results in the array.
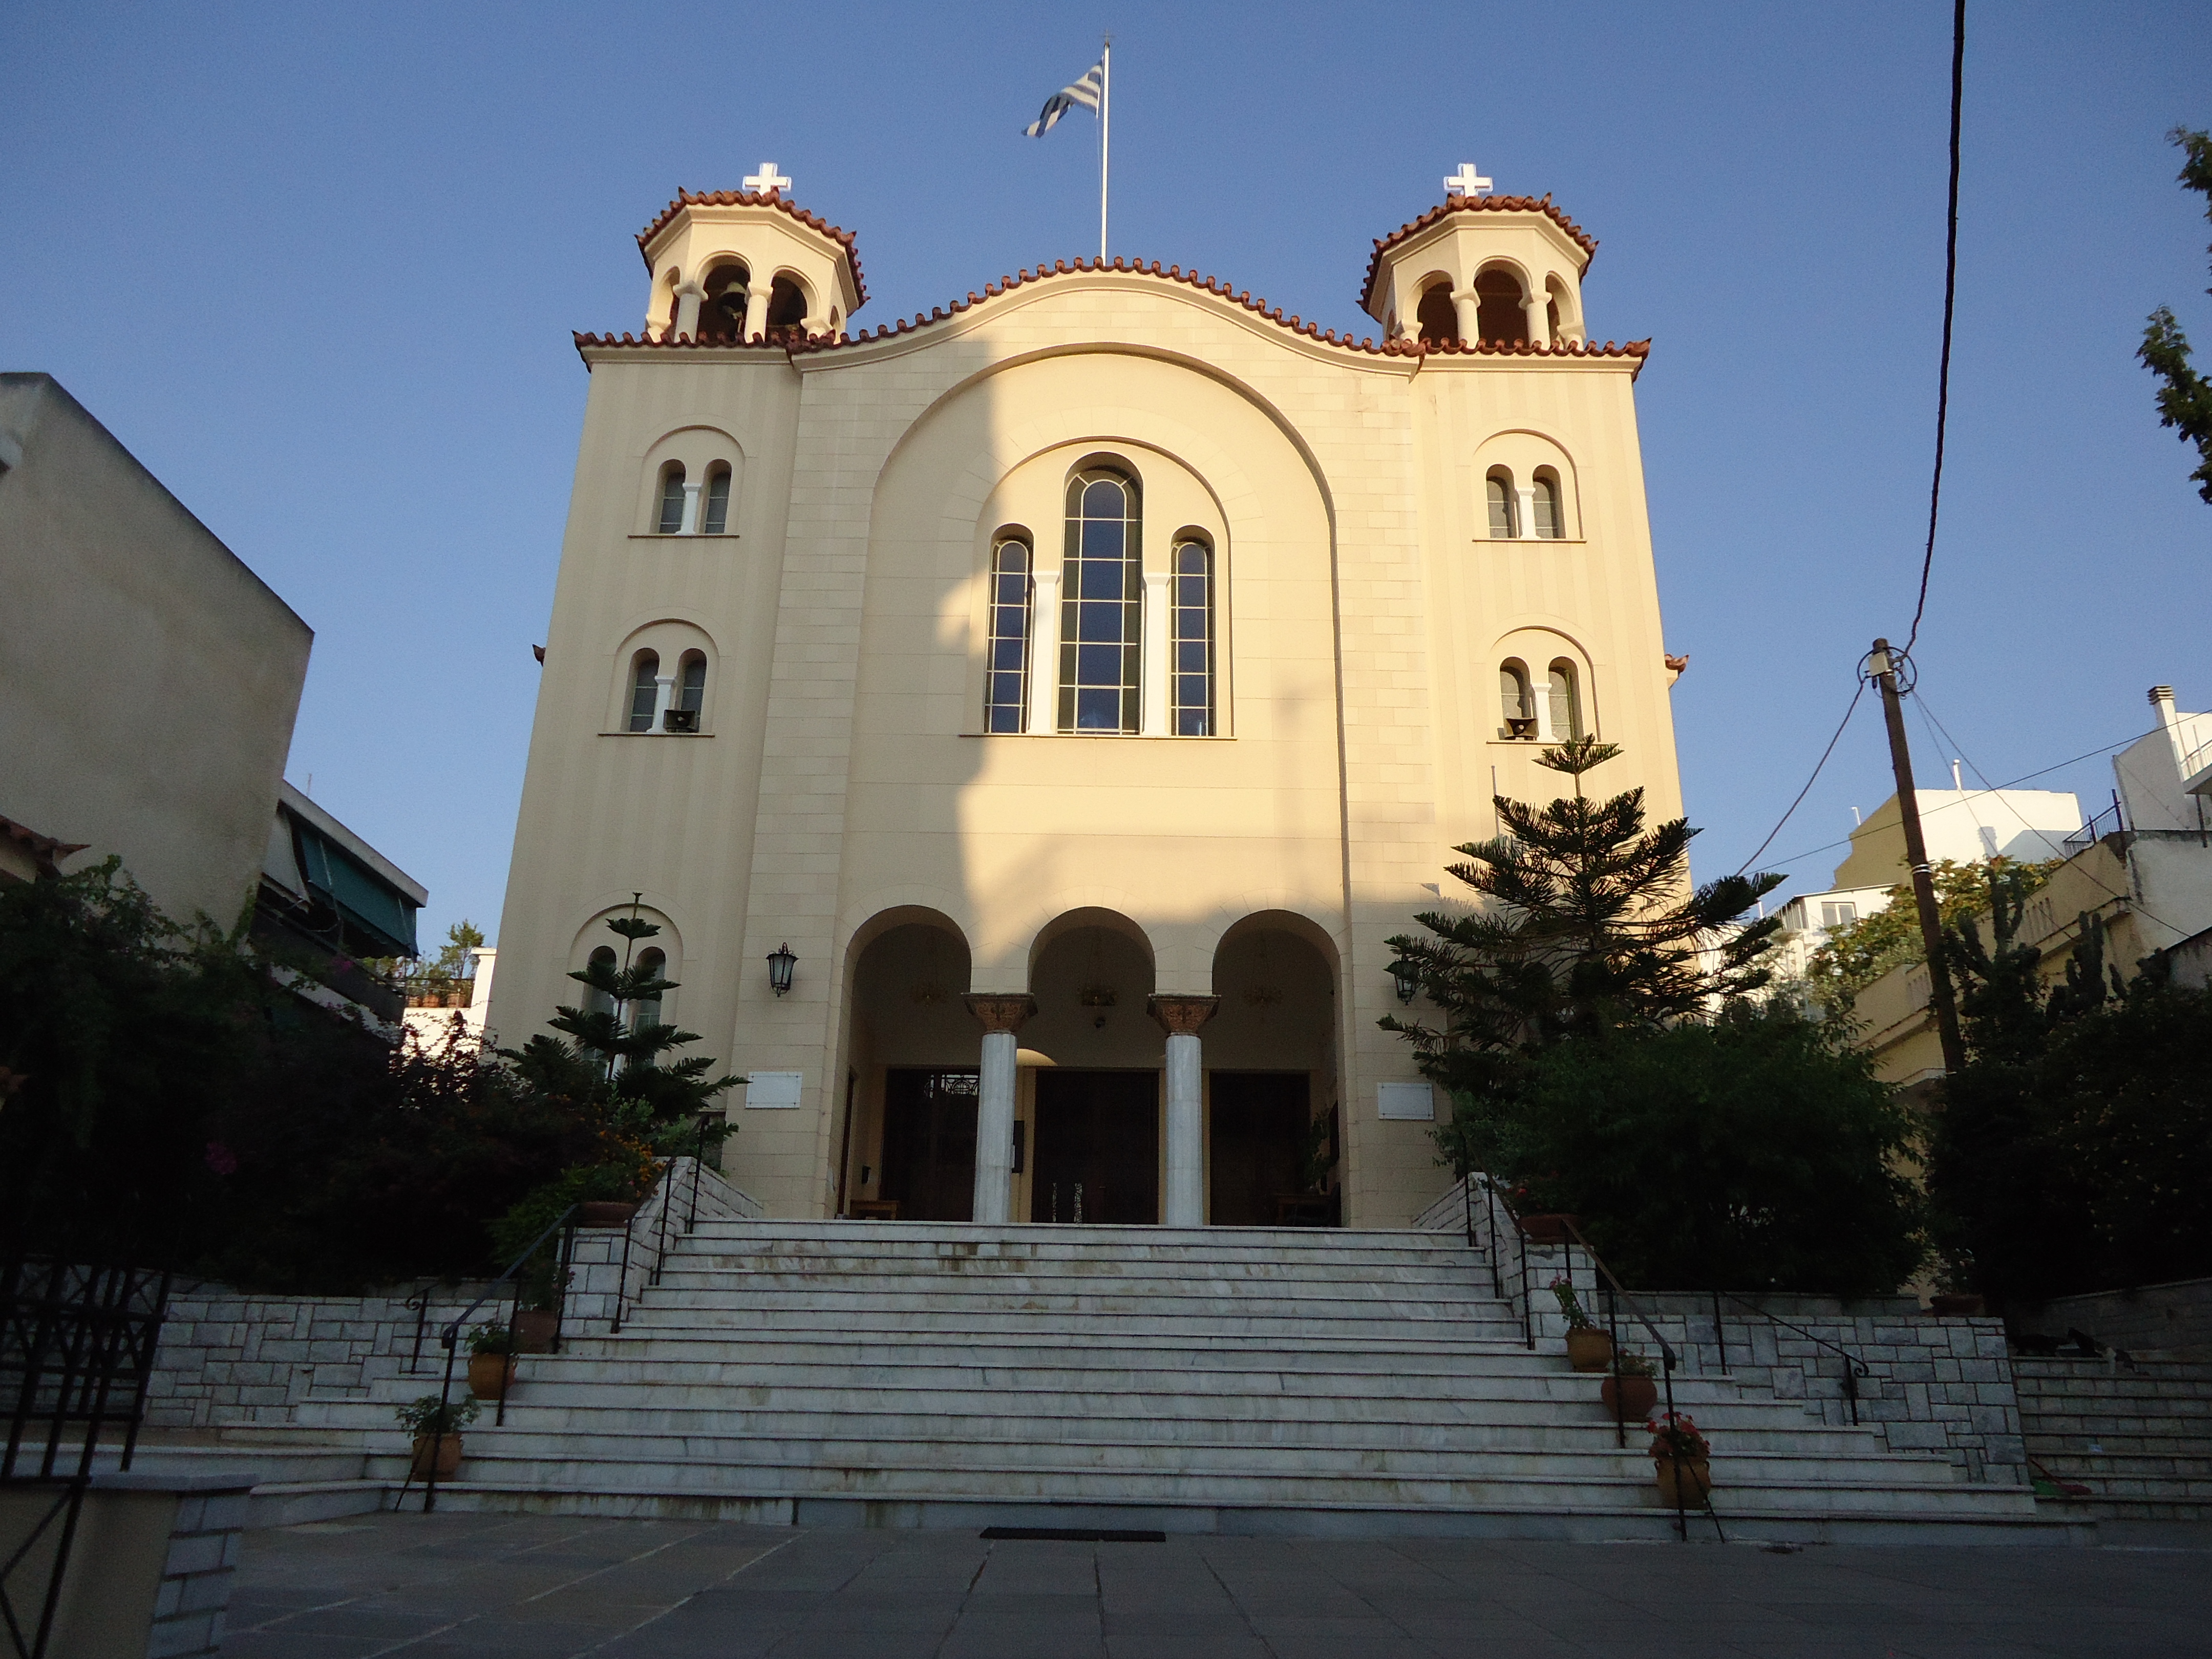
[{"xmin": 222, "ymin": 1511, "xmax": 2212, "ymax": 1657}]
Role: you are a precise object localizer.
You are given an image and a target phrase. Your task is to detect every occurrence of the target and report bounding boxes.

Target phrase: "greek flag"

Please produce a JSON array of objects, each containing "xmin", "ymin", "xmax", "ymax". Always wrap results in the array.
[{"xmin": 1023, "ymin": 63, "xmax": 1102, "ymax": 136}]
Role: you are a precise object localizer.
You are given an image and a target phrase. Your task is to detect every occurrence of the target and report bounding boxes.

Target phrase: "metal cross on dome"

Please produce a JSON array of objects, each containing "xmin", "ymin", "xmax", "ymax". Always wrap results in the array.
[
  {"xmin": 742, "ymin": 160, "xmax": 792, "ymax": 195},
  {"xmin": 1443, "ymin": 162, "xmax": 1493, "ymax": 198}
]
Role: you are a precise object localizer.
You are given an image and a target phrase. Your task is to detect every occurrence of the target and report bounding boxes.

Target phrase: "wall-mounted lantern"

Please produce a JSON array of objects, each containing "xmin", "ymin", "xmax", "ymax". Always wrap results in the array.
[
  {"xmin": 767, "ymin": 942, "xmax": 797, "ymax": 997},
  {"xmin": 1387, "ymin": 958, "xmax": 1421, "ymax": 1006}
]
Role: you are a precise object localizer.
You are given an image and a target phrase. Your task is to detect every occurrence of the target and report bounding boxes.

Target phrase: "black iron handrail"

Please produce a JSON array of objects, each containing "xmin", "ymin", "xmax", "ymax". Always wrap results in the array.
[
  {"xmin": 1710, "ymin": 1289, "xmax": 1871, "ymax": 1426},
  {"xmin": 396, "ymin": 1205, "xmax": 577, "ymax": 1514}
]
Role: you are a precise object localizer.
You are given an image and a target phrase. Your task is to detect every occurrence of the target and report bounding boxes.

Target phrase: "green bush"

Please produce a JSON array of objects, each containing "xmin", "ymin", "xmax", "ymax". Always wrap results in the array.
[{"xmin": 1499, "ymin": 1005, "xmax": 1926, "ymax": 1297}]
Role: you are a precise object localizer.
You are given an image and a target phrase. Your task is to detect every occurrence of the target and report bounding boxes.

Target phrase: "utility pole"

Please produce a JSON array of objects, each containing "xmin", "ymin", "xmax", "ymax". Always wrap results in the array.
[{"xmin": 1868, "ymin": 639, "xmax": 1966, "ymax": 1077}]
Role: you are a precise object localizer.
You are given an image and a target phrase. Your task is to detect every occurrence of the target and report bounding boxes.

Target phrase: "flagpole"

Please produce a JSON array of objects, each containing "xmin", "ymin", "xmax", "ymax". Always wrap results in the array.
[{"xmin": 1098, "ymin": 37, "xmax": 1111, "ymax": 260}]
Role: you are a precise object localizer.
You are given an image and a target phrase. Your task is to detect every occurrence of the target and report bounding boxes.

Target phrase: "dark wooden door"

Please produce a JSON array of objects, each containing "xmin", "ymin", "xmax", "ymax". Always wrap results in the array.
[
  {"xmin": 1207, "ymin": 1072, "xmax": 1310, "ymax": 1226},
  {"xmin": 879, "ymin": 1069, "xmax": 978, "ymax": 1221},
  {"xmin": 1030, "ymin": 1070, "xmax": 1159, "ymax": 1224}
]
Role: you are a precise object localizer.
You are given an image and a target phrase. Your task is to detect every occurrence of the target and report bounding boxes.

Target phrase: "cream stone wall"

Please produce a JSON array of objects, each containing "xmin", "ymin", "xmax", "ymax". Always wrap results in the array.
[{"xmin": 492, "ymin": 195, "xmax": 1684, "ymax": 1226}]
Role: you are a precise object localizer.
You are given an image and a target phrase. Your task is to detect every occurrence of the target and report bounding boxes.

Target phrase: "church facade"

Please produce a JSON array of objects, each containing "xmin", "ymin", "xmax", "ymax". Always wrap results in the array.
[{"xmin": 488, "ymin": 176, "xmax": 1686, "ymax": 1227}]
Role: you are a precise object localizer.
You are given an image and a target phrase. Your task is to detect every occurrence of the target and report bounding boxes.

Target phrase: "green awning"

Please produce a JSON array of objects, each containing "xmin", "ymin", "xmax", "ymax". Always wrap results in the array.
[{"xmin": 296, "ymin": 824, "xmax": 419, "ymax": 957}]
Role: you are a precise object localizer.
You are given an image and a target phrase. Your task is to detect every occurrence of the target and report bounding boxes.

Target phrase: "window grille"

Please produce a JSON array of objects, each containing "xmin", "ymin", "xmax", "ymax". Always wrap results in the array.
[
  {"xmin": 1058, "ymin": 472, "xmax": 1142, "ymax": 733},
  {"xmin": 984, "ymin": 538, "xmax": 1032, "ymax": 733}
]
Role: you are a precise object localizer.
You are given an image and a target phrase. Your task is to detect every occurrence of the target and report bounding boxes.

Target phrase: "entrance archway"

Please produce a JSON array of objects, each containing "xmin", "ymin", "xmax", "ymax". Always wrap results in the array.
[
  {"xmin": 1023, "ymin": 912, "xmax": 1160, "ymax": 1223},
  {"xmin": 841, "ymin": 914, "xmax": 976, "ymax": 1220},
  {"xmin": 1206, "ymin": 916, "xmax": 1340, "ymax": 1225}
]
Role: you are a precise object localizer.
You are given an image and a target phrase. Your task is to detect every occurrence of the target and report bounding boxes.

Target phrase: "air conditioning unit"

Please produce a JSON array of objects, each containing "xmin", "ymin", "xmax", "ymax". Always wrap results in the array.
[{"xmin": 663, "ymin": 707, "xmax": 700, "ymax": 733}]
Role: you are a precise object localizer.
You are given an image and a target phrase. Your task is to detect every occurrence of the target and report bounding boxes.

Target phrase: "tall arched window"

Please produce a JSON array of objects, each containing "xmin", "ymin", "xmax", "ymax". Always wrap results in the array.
[
  {"xmin": 1059, "ymin": 471, "xmax": 1142, "ymax": 733},
  {"xmin": 984, "ymin": 536, "xmax": 1033, "ymax": 733},
  {"xmin": 1486, "ymin": 471, "xmax": 1518, "ymax": 539},
  {"xmin": 702, "ymin": 465, "xmax": 731, "ymax": 534},
  {"xmin": 585, "ymin": 945, "xmax": 619, "ymax": 1020},
  {"xmin": 1547, "ymin": 660, "xmax": 1583, "ymax": 739},
  {"xmin": 657, "ymin": 465, "xmax": 686, "ymax": 535},
  {"xmin": 1532, "ymin": 473, "xmax": 1562, "ymax": 540},
  {"xmin": 1171, "ymin": 538, "xmax": 1215, "ymax": 736},
  {"xmin": 1499, "ymin": 661, "xmax": 1537, "ymax": 739},
  {"xmin": 632, "ymin": 947, "xmax": 667, "ymax": 1031},
  {"xmin": 628, "ymin": 651, "xmax": 660, "ymax": 732},
  {"xmin": 701, "ymin": 263, "xmax": 749, "ymax": 338},
  {"xmin": 1416, "ymin": 282, "xmax": 1458, "ymax": 347},
  {"xmin": 668, "ymin": 651, "xmax": 706, "ymax": 732}
]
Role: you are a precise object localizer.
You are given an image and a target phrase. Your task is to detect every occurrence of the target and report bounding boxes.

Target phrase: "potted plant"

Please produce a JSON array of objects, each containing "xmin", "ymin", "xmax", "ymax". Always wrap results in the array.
[
  {"xmin": 1552, "ymin": 1278, "xmax": 1613, "ymax": 1372},
  {"xmin": 395, "ymin": 1393, "xmax": 480, "ymax": 1480},
  {"xmin": 1602, "ymin": 1348, "xmax": 1658, "ymax": 1423},
  {"xmin": 464, "ymin": 1324, "xmax": 518, "ymax": 1401},
  {"xmin": 1647, "ymin": 1411, "xmax": 1712, "ymax": 1506}
]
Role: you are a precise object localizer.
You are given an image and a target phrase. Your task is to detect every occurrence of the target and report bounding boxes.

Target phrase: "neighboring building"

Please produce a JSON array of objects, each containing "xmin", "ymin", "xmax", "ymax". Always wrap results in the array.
[
  {"xmin": 492, "ymin": 174, "xmax": 1691, "ymax": 1226},
  {"xmin": 258, "ymin": 782, "xmax": 429, "ymax": 1029},
  {"xmin": 402, "ymin": 947, "xmax": 498, "ymax": 1052},
  {"xmin": 1855, "ymin": 685, "xmax": 2212, "ymax": 1088},
  {"xmin": 1762, "ymin": 883, "xmax": 1898, "ymax": 985},
  {"xmin": 0, "ymin": 373, "xmax": 312, "ymax": 927},
  {"xmin": 1, "ymin": 372, "xmax": 430, "ymax": 1025}
]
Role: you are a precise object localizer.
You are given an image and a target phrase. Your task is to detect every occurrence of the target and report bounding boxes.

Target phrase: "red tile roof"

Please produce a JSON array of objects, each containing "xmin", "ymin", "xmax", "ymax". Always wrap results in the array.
[
  {"xmin": 636, "ymin": 190, "xmax": 868, "ymax": 311},
  {"xmin": 1359, "ymin": 194, "xmax": 1599, "ymax": 311},
  {"xmin": 577, "ymin": 256, "xmax": 1648, "ymax": 370}
]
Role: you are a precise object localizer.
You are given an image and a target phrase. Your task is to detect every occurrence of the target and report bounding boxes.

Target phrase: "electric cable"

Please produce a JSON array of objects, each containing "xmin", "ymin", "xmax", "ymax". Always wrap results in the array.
[
  {"xmin": 1730, "ymin": 682, "xmax": 1866, "ymax": 877},
  {"xmin": 1904, "ymin": 0, "xmax": 1968, "ymax": 660}
]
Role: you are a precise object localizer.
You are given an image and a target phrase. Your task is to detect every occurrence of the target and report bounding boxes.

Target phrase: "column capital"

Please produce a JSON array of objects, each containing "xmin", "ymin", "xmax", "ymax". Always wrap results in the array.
[
  {"xmin": 964, "ymin": 993, "xmax": 1037, "ymax": 1034},
  {"xmin": 1147, "ymin": 994, "xmax": 1220, "ymax": 1036}
]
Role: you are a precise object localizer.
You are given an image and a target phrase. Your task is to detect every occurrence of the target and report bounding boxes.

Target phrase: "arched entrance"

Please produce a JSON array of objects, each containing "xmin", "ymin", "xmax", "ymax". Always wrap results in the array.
[
  {"xmin": 1206, "ymin": 915, "xmax": 1341, "ymax": 1226},
  {"xmin": 1022, "ymin": 911, "xmax": 1160, "ymax": 1224},
  {"xmin": 840, "ymin": 913, "xmax": 977, "ymax": 1220}
]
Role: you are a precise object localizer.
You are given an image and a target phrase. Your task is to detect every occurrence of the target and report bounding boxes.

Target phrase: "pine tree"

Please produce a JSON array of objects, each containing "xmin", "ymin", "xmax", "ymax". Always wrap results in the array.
[
  {"xmin": 2139, "ymin": 126, "xmax": 2212, "ymax": 504},
  {"xmin": 1380, "ymin": 737, "xmax": 1783, "ymax": 1102}
]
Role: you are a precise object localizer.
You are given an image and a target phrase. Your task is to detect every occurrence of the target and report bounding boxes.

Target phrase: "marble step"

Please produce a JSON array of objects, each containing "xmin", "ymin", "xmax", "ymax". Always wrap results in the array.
[
  {"xmin": 684, "ymin": 1222, "xmax": 1473, "ymax": 1252},
  {"xmin": 599, "ymin": 1303, "xmax": 1523, "ymax": 1343},
  {"xmin": 645, "ymin": 1266, "xmax": 1510, "ymax": 1304}
]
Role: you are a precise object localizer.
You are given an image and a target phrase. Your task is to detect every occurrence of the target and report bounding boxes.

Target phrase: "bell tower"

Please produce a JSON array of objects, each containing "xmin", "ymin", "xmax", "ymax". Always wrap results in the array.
[
  {"xmin": 1360, "ymin": 165, "xmax": 1593, "ymax": 349},
  {"xmin": 637, "ymin": 164, "xmax": 867, "ymax": 342}
]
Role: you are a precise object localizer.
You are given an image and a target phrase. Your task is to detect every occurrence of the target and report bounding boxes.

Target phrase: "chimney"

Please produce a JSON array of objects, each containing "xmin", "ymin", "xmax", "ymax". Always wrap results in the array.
[{"xmin": 2150, "ymin": 685, "xmax": 2178, "ymax": 730}]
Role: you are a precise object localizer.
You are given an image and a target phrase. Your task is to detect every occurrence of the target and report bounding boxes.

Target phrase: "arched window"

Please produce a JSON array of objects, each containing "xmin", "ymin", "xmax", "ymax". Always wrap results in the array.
[
  {"xmin": 666, "ymin": 651, "xmax": 705, "ymax": 733},
  {"xmin": 585, "ymin": 945, "xmax": 619, "ymax": 1020},
  {"xmin": 984, "ymin": 535, "xmax": 1033, "ymax": 733},
  {"xmin": 657, "ymin": 465, "xmax": 686, "ymax": 535},
  {"xmin": 632, "ymin": 947, "xmax": 666, "ymax": 1031},
  {"xmin": 1058, "ymin": 470, "xmax": 1142, "ymax": 733},
  {"xmin": 1486, "ymin": 470, "xmax": 1518, "ymax": 539},
  {"xmin": 627, "ymin": 651, "xmax": 660, "ymax": 732},
  {"xmin": 1499, "ymin": 661, "xmax": 1537, "ymax": 739},
  {"xmin": 1547, "ymin": 660, "xmax": 1583, "ymax": 740},
  {"xmin": 1171, "ymin": 538, "xmax": 1215, "ymax": 736},
  {"xmin": 1532, "ymin": 473, "xmax": 1562, "ymax": 540},
  {"xmin": 702, "ymin": 464, "xmax": 731, "ymax": 535},
  {"xmin": 1416, "ymin": 282, "xmax": 1458, "ymax": 347},
  {"xmin": 1474, "ymin": 270, "xmax": 1526, "ymax": 344},
  {"xmin": 766, "ymin": 275, "xmax": 806, "ymax": 332},
  {"xmin": 701, "ymin": 262, "xmax": 749, "ymax": 338}
]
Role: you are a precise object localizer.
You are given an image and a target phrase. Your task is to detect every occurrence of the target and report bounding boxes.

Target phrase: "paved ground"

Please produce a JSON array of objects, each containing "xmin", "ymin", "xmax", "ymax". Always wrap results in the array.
[{"xmin": 223, "ymin": 1512, "xmax": 2212, "ymax": 1658}]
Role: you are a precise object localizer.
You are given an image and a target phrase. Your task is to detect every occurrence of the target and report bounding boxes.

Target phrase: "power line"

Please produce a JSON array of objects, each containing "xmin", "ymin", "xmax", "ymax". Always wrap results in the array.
[
  {"xmin": 1731, "ymin": 682, "xmax": 1866, "ymax": 877},
  {"xmin": 1903, "ymin": 0, "xmax": 1968, "ymax": 660}
]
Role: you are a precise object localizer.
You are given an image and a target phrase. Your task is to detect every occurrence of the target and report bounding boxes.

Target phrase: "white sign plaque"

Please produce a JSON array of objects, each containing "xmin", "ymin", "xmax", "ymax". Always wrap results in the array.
[
  {"xmin": 1377, "ymin": 1081, "xmax": 1435, "ymax": 1121},
  {"xmin": 746, "ymin": 1071, "xmax": 803, "ymax": 1109}
]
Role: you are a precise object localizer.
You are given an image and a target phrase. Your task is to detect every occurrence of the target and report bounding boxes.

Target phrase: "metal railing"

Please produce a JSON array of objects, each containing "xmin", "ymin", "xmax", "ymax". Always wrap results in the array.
[
  {"xmin": 1709, "ymin": 1290, "xmax": 1871, "ymax": 1426},
  {"xmin": 2, "ymin": 1260, "xmax": 172, "ymax": 1658},
  {"xmin": 2062, "ymin": 797, "xmax": 2128, "ymax": 857},
  {"xmin": 396, "ymin": 1207, "xmax": 577, "ymax": 1515}
]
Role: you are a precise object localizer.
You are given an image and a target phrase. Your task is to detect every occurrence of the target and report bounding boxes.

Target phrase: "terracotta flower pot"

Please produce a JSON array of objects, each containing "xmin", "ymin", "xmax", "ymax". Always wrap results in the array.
[
  {"xmin": 1517, "ymin": 1213, "xmax": 1578, "ymax": 1245},
  {"xmin": 578, "ymin": 1200, "xmax": 640, "ymax": 1228},
  {"xmin": 1602, "ymin": 1374, "xmax": 1657, "ymax": 1422},
  {"xmin": 466, "ymin": 1353, "xmax": 517, "ymax": 1401},
  {"xmin": 1929, "ymin": 1292, "xmax": 1985, "ymax": 1316},
  {"xmin": 411, "ymin": 1433, "xmax": 463, "ymax": 1480},
  {"xmin": 1653, "ymin": 1455, "xmax": 1712, "ymax": 1507},
  {"xmin": 1565, "ymin": 1326, "xmax": 1614, "ymax": 1373},
  {"xmin": 513, "ymin": 1310, "xmax": 559, "ymax": 1353}
]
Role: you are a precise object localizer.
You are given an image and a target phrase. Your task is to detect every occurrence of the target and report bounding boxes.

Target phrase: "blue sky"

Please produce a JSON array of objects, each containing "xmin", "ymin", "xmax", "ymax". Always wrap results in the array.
[{"xmin": 5, "ymin": 1, "xmax": 2208, "ymax": 948}]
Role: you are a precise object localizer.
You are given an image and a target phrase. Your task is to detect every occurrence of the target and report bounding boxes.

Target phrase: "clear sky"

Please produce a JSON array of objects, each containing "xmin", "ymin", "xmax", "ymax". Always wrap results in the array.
[{"xmin": 5, "ymin": 2, "xmax": 2208, "ymax": 949}]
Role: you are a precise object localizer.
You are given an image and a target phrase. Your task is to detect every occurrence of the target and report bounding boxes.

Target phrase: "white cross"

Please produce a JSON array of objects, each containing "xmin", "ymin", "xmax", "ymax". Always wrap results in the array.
[
  {"xmin": 1443, "ymin": 162, "xmax": 1493, "ymax": 198},
  {"xmin": 742, "ymin": 160, "xmax": 792, "ymax": 195}
]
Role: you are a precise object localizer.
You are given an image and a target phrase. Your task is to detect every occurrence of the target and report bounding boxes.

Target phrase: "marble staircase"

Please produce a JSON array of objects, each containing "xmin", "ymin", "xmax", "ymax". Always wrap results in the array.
[{"xmin": 155, "ymin": 1221, "xmax": 2071, "ymax": 1542}]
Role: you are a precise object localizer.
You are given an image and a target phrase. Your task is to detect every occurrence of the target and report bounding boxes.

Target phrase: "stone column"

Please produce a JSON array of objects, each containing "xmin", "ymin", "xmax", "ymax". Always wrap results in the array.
[
  {"xmin": 741, "ymin": 288, "xmax": 770, "ymax": 342},
  {"xmin": 1148, "ymin": 995, "xmax": 1220, "ymax": 1227},
  {"xmin": 679, "ymin": 481, "xmax": 704, "ymax": 535},
  {"xmin": 1520, "ymin": 293, "xmax": 1548, "ymax": 346},
  {"xmin": 672, "ymin": 283, "xmax": 703, "ymax": 341},
  {"xmin": 1141, "ymin": 570, "xmax": 1170, "ymax": 735},
  {"xmin": 965, "ymin": 994, "xmax": 1035, "ymax": 1223},
  {"xmin": 652, "ymin": 671, "xmax": 676, "ymax": 730},
  {"xmin": 1027, "ymin": 570, "xmax": 1061, "ymax": 734},
  {"xmin": 1451, "ymin": 288, "xmax": 1480, "ymax": 344}
]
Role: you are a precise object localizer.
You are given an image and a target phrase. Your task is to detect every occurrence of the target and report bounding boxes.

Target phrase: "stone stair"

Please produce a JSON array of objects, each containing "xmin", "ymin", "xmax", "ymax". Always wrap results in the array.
[
  {"xmin": 147, "ymin": 1221, "xmax": 2070, "ymax": 1542},
  {"xmin": 2015, "ymin": 1356, "xmax": 2212, "ymax": 1520}
]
